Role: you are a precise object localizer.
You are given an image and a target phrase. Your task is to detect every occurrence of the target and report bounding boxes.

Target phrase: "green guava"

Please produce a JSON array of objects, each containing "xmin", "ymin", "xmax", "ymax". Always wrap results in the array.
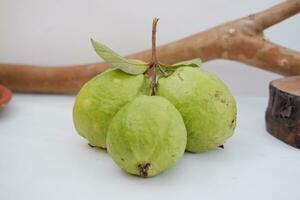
[
  {"xmin": 157, "ymin": 67, "xmax": 237, "ymax": 152},
  {"xmin": 106, "ymin": 95, "xmax": 187, "ymax": 177},
  {"xmin": 73, "ymin": 69, "xmax": 149, "ymax": 148}
]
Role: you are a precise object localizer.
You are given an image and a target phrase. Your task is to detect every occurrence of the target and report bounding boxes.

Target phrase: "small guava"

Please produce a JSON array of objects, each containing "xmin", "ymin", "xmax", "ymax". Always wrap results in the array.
[
  {"xmin": 73, "ymin": 69, "xmax": 149, "ymax": 148},
  {"xmin": 106, "ymin": 95, "xmax": 187, "ymax": 177},
  {"xmin": 157, "ymin": 67, "xmax": 237, "ymax": 152}
]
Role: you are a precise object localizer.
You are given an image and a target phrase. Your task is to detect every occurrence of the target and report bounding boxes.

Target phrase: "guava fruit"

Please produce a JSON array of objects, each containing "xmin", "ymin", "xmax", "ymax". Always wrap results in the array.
[
  {"xmin": 106, "ymin": 95, "xmax": 187, "ymax": 177},
  {"xmin": 73, "ymin": 69, "xmax": 149, "ymax": 148},
  {"xmin": 157, "ymin": 67, "xmax": 237, "ymax": 152}
]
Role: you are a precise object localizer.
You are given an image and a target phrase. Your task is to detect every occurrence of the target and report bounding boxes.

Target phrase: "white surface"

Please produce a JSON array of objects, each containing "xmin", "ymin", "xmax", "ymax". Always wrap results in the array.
[
  {"xmin": 1, "ymin": 0, "xmax": 300, "ymax": 95},
  {"xmin": 0, "ymin": 94, "xmax": 299, "ymax": 200}
]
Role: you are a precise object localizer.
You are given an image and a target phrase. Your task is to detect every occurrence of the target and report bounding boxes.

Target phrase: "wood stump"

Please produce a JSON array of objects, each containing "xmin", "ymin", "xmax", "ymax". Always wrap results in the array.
[
  {"xmin": 0, "ymin": 85, "xmax": 12, "ymax": 108},
  {"xmin": 265, "ymin": 76, "xmax": 300, "ymax": 149}
]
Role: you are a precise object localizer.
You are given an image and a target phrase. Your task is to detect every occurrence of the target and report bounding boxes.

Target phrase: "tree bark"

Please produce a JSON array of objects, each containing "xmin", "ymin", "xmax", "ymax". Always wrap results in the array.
[
  {"xmin": 265, "ymin": 76, "xmax": 300, "ymax": 149},
  {"xmin": 0, "ymin": 0, "xmax": 300, "ymax": 93}
]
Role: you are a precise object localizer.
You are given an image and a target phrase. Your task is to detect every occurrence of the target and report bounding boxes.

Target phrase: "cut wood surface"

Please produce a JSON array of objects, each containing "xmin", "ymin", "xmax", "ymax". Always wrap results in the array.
[
  {"xmin": 0, "ymin": 0, "xmax": 300, "ymax": 93},
  {"xmin": 265, "ymin": 76, "xmax": 300, "ymax": 149}
]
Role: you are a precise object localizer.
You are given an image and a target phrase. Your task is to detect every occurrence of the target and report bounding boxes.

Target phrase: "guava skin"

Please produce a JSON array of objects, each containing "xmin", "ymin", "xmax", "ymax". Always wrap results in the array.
[
  {"xmin": 73, "ymin": 69, "xmax": 149, "ymax": 148},
  {"xmin": 157, "ymin": 67, "xmax": 237, "ymax": 153},
  {"xmin": 106, "ymin": 95, "xmax": 187, "ymax": 177}
]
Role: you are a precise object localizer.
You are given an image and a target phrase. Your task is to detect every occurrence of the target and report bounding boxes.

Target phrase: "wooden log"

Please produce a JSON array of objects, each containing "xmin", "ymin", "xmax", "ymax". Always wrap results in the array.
[{"xmin": 265, "ymin": 76, "xmax": 300, "ymax": 148}]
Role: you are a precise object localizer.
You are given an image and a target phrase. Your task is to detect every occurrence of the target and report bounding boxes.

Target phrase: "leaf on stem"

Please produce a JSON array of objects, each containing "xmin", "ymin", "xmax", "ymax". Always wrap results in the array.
[
  {"xmin": 91, "ymin": 39, "xmax": 149, "ymax": 75},
  {"xmin": 160, "ymin": 58, "xmax": 202, "ymax": 69}
]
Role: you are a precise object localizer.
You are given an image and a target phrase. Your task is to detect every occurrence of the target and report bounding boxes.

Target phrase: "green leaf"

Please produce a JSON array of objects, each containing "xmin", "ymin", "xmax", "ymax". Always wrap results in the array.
[
  {"xmin": 91, "ymin": 39, "xmax": 149, "ymax": 75},
  {"xmin": 160, "ymin": 58, "xmax": 202, "ymax": 69}
]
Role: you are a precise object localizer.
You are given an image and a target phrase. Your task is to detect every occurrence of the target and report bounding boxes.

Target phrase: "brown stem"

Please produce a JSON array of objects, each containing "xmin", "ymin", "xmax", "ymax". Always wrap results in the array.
[
  {"xmin": 151, "ymin": 18, "xmax": 159, "ymax": 65},
  {"xmin": 0, "ymin": 0, "xmax": 300, "ymax": 93},
  {"xmin": 148, "ymin": 17, "xmax": 159, "ymax": 96}
]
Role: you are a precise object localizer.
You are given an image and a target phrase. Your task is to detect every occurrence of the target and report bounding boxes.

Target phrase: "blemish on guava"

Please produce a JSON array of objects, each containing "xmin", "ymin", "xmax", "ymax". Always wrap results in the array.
[
  {"xmin": 230, "ymin": 119, "xmax": 235, "ymax": 128},
  {"xmin": 121, "ymin": 158, "xmax": 125, "ymax": 161},
  {"xmin": 213, "ymin": 91, "xmax": 227, "ymax": 104},
  {"xmin": 214, "ymin": 91, "xmax": 221, "ymax": 98},
  {"xmin": 177, "ymin": 73, "xmax": 184, "ymax": 81},
  {"xmin": 219, "ymin": 145, "xmax": 224, "ymax": 149},
  {"xmin": 138, "ymin": 163, "xmax": 151, "ymax": 178}
]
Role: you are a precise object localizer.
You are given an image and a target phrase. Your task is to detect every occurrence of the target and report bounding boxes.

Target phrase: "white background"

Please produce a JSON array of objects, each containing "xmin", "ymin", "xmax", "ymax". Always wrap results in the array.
[
  {"xmin": 1, "ymin": 0, "xmax": 299, "ymax": 95},
  {"xmin": 1, "ymin": 94, "xmax": 300, "ymax": 200}
]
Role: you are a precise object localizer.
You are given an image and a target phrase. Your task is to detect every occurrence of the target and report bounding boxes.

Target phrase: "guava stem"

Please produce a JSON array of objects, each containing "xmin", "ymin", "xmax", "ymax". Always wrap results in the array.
[
  {"xmin": 148, "ymin": 17, "xmax": 159, "ymax": 96},
  {"xmin": 151, "ymin": 18, "xmax": 159, "ymax": 65}
]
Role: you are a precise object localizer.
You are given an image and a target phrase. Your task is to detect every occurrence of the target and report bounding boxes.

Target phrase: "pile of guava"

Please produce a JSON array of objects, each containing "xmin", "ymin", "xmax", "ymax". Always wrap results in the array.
[{"xmin": 73, "ymin": 20, "xmax": 237, "ymax": 177}]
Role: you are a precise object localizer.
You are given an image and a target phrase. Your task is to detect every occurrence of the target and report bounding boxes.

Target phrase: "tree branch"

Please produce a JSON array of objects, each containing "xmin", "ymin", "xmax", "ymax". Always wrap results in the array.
[
  {"xmin": 0, "ymin": 0, "xmax": 299, "ymax": 93},
  {"xmin": 224, "ymin": 37, "xmax": 300, "ymax": 76},
  {"xmin": 254, "ymin": 0, "xmax": 300, "ymax": 30}
]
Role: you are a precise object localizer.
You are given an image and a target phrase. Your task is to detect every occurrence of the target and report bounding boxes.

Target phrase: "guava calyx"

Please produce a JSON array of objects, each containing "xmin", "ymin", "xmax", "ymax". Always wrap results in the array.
[{"xmin": 138, "ymin": 163, "xmax": 151, "ymax": 178}]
